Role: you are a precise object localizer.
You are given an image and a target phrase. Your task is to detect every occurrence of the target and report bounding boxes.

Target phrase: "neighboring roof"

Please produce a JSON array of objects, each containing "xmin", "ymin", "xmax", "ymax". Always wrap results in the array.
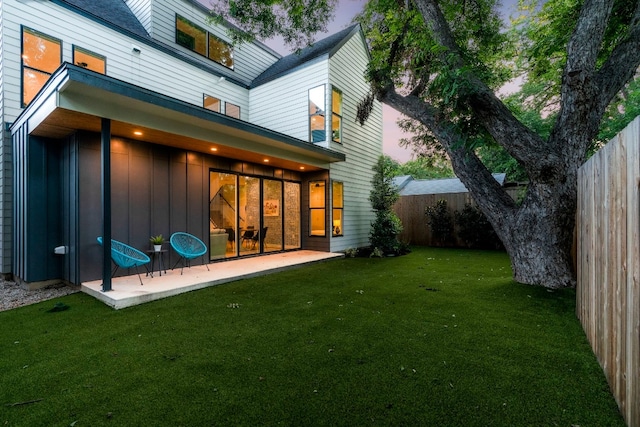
[
  {"xmin": 55, "ymin": 0, "xmax": 150, "ymax": 38},
  {"xmin": 392, "ymin": 175, "xmax": 413, "ymax": 192},
  {"xmin": 251, "ymin": 24, "xmax": 362, "ymax": 88},
  {"xmin": 396, "ymin": 174, "xmax": 507, "ymax": 196}
]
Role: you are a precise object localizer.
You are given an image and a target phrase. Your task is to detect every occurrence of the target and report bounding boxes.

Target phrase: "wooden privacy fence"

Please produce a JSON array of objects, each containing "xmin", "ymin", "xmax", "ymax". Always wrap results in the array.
[
  {"xmin": 577, "ymin": 117, "xmax": 640, "ymax": 427},
  {"xmin": 394, "ymin": 188, "xmax": 520, "ymax": 247}
]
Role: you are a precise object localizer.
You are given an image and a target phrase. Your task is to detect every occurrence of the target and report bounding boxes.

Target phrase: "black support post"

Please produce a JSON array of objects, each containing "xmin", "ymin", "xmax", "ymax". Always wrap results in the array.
[{"xmin": 101, "ymin": 118, "xmax": 112, "ymax": 292}]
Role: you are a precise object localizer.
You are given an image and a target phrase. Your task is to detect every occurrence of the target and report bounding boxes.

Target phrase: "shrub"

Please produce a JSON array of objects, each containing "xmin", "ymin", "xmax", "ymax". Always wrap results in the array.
[
  {"xmin": 369, "ymin": 156, "xmax": 404, "ymax": 255},
  {"xmin": 454, "ymin": 203, "xmax": 503, "ymax": 249},
  {"xmin": 425, "ymin": 199, "xmax": 453, "ymax": 246}
]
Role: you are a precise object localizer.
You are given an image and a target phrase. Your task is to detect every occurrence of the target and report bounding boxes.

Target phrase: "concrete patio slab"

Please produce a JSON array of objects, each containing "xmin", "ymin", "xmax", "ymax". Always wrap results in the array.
[{"xmin": 82, "ymin": 250, "xmax": 344, "ymax": 309}]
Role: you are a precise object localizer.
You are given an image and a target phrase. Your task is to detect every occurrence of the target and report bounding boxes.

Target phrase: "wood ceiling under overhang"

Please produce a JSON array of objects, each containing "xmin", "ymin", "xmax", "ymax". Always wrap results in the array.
[{"xmin": 30, "ymin": 108, "xmax": 323, "ymax": 171}]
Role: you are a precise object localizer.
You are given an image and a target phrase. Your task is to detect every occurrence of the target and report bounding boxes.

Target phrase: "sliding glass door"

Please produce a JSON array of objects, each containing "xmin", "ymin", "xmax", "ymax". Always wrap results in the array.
[
  {"xmin": 209, "ymin": 172, "xmax": 237, "ymax": 260},
  {"xmin": 210, "ymin": 171, "xmax": 300, "ymax": 258},
  {"xmin": 239, "ymin": 176, "xmax": 260, "ymax": 256}
]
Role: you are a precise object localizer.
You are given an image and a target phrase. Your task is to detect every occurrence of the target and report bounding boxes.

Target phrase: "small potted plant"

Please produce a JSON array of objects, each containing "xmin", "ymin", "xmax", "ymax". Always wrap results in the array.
[{"xmin": 150, "ymin": 234, "xmax": 164, "ymax": 252}]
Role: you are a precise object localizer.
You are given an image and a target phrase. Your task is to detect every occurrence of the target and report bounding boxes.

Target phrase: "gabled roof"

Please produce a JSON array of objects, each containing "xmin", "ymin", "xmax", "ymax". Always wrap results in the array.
[
  {"xmin": 395, "ymin": 174, "xmax": 507, "ymax": 196},
  {"xmin": 54, "ymin": 0, "xmax": 150, "ymax": 38},
  {"xmin": 251, "ymin": 24, "xmax": 362, "ymax": 88}
]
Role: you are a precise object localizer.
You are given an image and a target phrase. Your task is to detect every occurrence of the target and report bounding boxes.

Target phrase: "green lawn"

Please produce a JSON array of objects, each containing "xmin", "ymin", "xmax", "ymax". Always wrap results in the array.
[{"xmin": 0, "ymin": 247, "xmax": 624, "ymax": 426}]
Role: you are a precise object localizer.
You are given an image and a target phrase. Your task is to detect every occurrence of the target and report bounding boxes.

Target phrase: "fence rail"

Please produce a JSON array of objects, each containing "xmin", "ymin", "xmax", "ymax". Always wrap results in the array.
[{"xmin": 577, "ymin": 117, "xmax": 640, "ymax": 427}]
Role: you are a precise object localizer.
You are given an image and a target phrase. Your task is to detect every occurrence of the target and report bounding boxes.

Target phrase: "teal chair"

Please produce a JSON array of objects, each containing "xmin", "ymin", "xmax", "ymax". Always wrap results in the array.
[
  {"xmin": 170, "ymin": 232, "xmax": 210, "ymax": 274},
  {"xmin": 97, "ymin": 237, "xmax": 151, "ymax": 285}
]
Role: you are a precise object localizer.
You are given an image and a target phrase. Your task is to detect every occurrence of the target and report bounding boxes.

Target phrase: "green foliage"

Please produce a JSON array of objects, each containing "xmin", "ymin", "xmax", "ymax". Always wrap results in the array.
[
  {"xmin": 208, "ymin": 0, "xmax": 337, "ymax": 49},
  {"xmin": 0, "ymin": 248, "xmax": 624, "ymax": 426},
  {"xmin": 475, "ymin": 145, "xmax": 527, "ymax": 182},
  {"xmin": 149, "ymin": 234, "xmax": 165, "ymax": 245},
  {"xmin": 507, "ymin": 0, "xmax": 640, "ymax": 156},
  {"xmin": 369, "ymin": 156, "xmax": 404, "ymax": 255},
  {"xmin": 594, "ymin": 78, "xmax": 640, "ymax": 154},
  {"xmin": 454, "ymin": 203, "xmax": 503, "ymax": 249},
  {"xmin": 425, "ymin": 199, "xmax": 453, "ymax": 246},
  {"xmin": 397, "ymin": 156, "xmax": 454, "ymax": 180}
]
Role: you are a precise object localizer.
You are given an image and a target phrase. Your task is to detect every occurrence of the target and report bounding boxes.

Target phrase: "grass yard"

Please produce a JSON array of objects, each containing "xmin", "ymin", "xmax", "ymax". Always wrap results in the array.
[{"xmin": 0, "ymin": 247, "xmax": 624, "ymax": 426}]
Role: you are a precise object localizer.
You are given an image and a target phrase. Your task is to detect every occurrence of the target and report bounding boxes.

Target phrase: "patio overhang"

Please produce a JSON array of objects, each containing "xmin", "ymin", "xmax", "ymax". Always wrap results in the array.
[{"xmin": 11, "ymin": 63, "xmax": 345, "ymax": 171}]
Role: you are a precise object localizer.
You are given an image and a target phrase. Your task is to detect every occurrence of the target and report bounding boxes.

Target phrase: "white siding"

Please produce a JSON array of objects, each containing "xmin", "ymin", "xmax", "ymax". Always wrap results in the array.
[
  {"xmin": 249, "ymin": 60, "xmax": 330, "ymax": 141},
  {"xmin": 125, "ymin": 0, "xmax": 152, "ymax": 35},
  {"xmin": 2, "ymin": 0, "xmax": 251, "ymax": 122},
  {"xmin": 150, "ymin": 0, "xmax": 280, "ymax": 84},
  {"xmin": 328, "ymin": 32, "xmax": 382, "ymax": 252}
]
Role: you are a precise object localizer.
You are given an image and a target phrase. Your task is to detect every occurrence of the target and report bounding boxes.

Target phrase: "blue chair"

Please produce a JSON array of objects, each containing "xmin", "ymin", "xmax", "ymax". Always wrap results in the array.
[
  {"xmin": 97, "ymin": 237, "xmax": 151, "ymax": 285},
  {"xmin": 170, "ymin": 232, "xmax": 210, "ymax": 274}
]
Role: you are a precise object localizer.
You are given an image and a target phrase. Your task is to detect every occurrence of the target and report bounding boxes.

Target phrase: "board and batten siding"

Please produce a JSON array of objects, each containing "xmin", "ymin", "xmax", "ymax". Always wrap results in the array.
[
  {"xmin": 125, "ymin": 0, "xmax": 152, "ymax": 35},
  {"xmin": 2, "ymin": 0, "xmax": 250, "ymax": 122},
  {"xmin": 327, "ymin": 32, "xmax": 381, "ymax": 252},
  {"xmin": 249, "ymin": 60, "xmax": 329, "ymax": 141},
  {"xmin": 577, "ymin": 116, "xmax": 640, "ymax": 427},
  {"xmin": 149, "ymin": 0, "xmax": 280, "ymax": 85}
]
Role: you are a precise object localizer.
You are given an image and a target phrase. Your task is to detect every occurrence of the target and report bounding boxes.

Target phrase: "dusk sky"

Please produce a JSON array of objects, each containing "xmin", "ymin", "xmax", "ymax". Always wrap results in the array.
[{"xmin": 199, "ymin": 0, "xmax": 522, "ymax": 162}]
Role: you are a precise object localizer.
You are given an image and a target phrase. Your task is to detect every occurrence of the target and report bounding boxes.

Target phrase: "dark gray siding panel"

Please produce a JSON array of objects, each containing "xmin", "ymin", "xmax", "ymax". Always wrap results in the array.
[
  {"xmin": 129, "ymin": 142, "xmax": 152, "ymax": 247},
  {"xmin": 187, "ymin": 152, "xmax": 205, "ymax": 237},
  {"xmin": 78, "ymin": 134, "xmax": 104, "ymax": 282},
  {"xmin": 151, "ymin": 148, "xmax": 171, "ymax": 243},
  {"xmin": 13, "ymin": 131, "xmax": 64, "ymax": 283}
]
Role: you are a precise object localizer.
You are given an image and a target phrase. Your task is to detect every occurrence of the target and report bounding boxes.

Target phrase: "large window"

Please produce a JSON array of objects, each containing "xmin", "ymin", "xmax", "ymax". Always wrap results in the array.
[
  {"xmin": 73, "ymin": 46, "xmax": 105, "ymax": 74},
  {"xmin": 309, "ymin": 181, "xmax": 326, "ymax": 236},
  {"xmin": 309, "ymin": 85, "xmax": 326, "ymax": 142},
  {"xmin": 332, "ymin": 181, "xmax": 343, "ymax": 236},
  {"xmin": 332, "ymin": 87, "xmax": 342, "ymax": 143},
  {"xmin": 21, "ymin": 27, "xmax": 61, "ymax": 107},
  {"xmin": 176, "ymin": 15, "xmax": 234, "ymax": 69}
]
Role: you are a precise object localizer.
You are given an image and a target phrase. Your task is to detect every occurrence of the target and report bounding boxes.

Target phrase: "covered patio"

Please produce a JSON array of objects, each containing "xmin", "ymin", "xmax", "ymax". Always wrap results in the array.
[{"xmin": 81, "ymin": 250, "xmax": 343, "ymax": 309}]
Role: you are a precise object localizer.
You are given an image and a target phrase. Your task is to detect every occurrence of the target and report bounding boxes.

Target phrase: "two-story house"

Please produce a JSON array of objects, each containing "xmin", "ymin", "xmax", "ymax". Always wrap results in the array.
[{"xmin": 0, "ymin": 0, "xmax": 382, "ymax": 288}]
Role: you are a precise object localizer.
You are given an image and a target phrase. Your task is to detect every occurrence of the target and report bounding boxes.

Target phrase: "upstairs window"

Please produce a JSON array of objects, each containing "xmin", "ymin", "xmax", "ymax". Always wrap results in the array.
[
  {"xmin": 208, "ymin": 34, "xmax": 234, "ymax": 69},
  {"xmin": 21, "ymin": 27, "xmax": 61, "ymax": 107},
  {"xmin": 204, "ymin": 95, "xmax": 221, "ymax": 112},
  {"xmin": 73, "ymin": 46, "xmax": 106, "ymax": 74},
  {"xmin": 309, "ymin": 85, "xmax": 326, "ymax": 143},
  {"xmin": 225, "ymin": 102, "xmax": 240, "ymax": 119},
  {"xmin": 176, "ymin": 15, "xmax": 207, "ymax": 56},
  {"xmin": 332, "ymin": 87, "xmax": 342, "ymax": 143},
  {"xmin": 176, "ymin": 15, "xmax": 234, "ymax": 69}
]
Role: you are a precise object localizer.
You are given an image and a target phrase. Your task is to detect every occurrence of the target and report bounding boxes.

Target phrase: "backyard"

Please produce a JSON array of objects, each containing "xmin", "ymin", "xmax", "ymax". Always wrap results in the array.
[{"xmin": 0, "ymin": 247, "xmax": 624, "ymax": 426}]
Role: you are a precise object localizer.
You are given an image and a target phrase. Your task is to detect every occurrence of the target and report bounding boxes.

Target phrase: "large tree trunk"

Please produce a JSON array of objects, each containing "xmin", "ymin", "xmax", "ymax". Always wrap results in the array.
[{"xmin": 499, "ymin": 180, "xmax": 577, "ymax": 289}]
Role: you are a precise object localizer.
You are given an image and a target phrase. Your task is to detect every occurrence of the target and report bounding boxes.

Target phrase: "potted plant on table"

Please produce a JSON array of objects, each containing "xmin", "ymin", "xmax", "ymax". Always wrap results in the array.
[{"xmin": 150, "ymin": 234, "xmax": 164, "ymax": 252}]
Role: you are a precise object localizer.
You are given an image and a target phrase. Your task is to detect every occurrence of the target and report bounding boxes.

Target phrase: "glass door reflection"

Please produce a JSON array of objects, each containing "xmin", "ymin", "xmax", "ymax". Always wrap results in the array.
[
  {"xmin": 263, "ymin": 179, "xmax": 283, "ymax": 253},
  {"xmin": 209, "ymin": 172, "xmax": 237, "ymax": 259},
  {"xmin": 239, "ymin": 176, "xmax": 260, "ymax": 256}
]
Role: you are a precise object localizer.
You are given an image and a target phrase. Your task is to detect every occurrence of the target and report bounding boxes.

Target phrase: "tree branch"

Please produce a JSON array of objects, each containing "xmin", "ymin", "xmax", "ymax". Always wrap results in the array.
[
  {"xmin": 377, "ymin": 85, "xmax": 518, "ymax": 224},
  {"xmin": 594, "ymin": 0, "xmax": 640, "ymax": 111},
  {"xmin": 410, "ymin": 0, "xmax": 552, "ymax": 171}
]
